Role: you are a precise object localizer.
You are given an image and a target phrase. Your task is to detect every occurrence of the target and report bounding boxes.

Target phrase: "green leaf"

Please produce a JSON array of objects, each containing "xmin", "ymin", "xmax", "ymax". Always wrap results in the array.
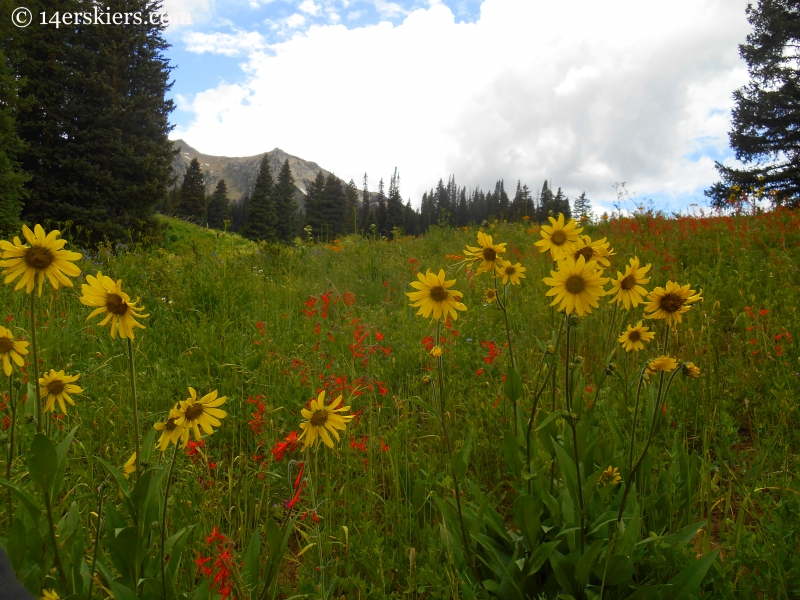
[
  {"xmin": 525, "ymin": 540, "xmax": 560, "ymax": 577},
  {"xmin": 94, "ymin": 455, "xmax": 133, "ymax": 510},
  {"xmin": 242, "ymin": 530, "xmax": 261, "ymax": 593},
  {"xmin": 0, "ymin": 478, "xmax": 42, "ymax": 521},
  {"xmin": 108, "ymin": 527, "xmax": 138, "ymax": 585},
  {"xmin": 7, "ymin": 517, "xmax": 27, "ymax": 573},
  {"xmin": 660, "ymin": 522, "xmax": 706, "ymax": 548},
  {"xmin": 25, "ymin": 382, "xmax": 36, "ymax": 417},
  {"xmin": 28, "ymin": 433, "xmax": 58, "ymax": 499},
  {"xmin": 504, "ymin": 365, "xmax": 523, "ymax": 402},
  {"xmin": 593, "ymin": 554, "xmax": 634, "ymax": 586},
  {"xmin": 502, "ymin": 429, "xmax": 522, "ymax": 480},
  {"xmin": 575, "ymin": 539, "xmax": 604, "ymax": 586},
  {"xmin": 53, "ymin": 426, "xmax": 78, "ymax": 502},
  {"xmin": 512, "ymin": 494, "xmax": 541, "ymax": 550},
  {"xmin": 450, "ymin": 430, "xmax": 474, "ymax": 481},
  {"xmin": 265, "ymin": 518, "xmax": 281, "ymax": 559},
  {"xmin": 666, "ymin": 549, "xmax": 719, "ymax": 599},
  {"xmin": 552, "ymin": 438, "xmax": 580, "ymax": 510},
  {"xmin": 140, "ymin": 426, "xmax": 158, "ymax": 467},
  {"xmin": 624, "ymin": 584, "xmax": 670, "ymax": 600},
  {"xmin": 536, "ymin": 409, "xmax": 563, "ymax": 432},
  {"xmin": 548, "ymin": 549, "xmax": 576, "ymax": 597},
  {"xmin": 109, "ymin": 581, "xmax": 139, "ymax": 600}
]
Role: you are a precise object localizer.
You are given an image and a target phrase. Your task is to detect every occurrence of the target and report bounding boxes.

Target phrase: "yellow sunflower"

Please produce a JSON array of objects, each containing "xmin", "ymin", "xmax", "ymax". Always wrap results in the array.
[
  {"xmin": 534, "ymin": 213, "xmax": 583, "ymax": 260},
  {"xmin": 0, "ymin": 224, "xmax": 82, "ymax": 296},
  {"xmin": 154, "ymin": 406, "xmax": 185, "ymax": 452},
  {"xmin": 0, "ymin": 325, "xmax": 28, "ymax": 376},
  {"xmin": 599, "ymin": 466, "xmax": 622, "ymax": 486},
  {"xmin": 464, "ymin": 232, "xmax": 507, "ymax": 275},
  {"xmin": 122, "ymin": 452, "xmax": 137, "ymax": 480},
  {"xmin": 39, "ymin": 369, "xmax": 83, "ymax": 414},
  {"xmin": 406, "ymin": 269, "xmax": 467, "ymax": 321},
  {"xmin": 80, "ymin": 271, "xmax": 149, "ymax": 340},
  {"xmin": 542, "ymin": 255, "xmax": 608, "ymax": 317},
  {"xmin": 618, "ymin": 321, "xmax": 656, "ymax": 352},
  {"xmin": 430, "ymin": 346, "xmax": 443, "ymax": 357},
  {"xmin": 42, "ymin": 590, "xmax": 60, "ymax": 600},
  {"xmin": 681, "ymin": 361, "xmax": 701, "ymax": 378},
  {"xmin": 485, "ymin": 287, "xmax": 498, "ymax": 304},
  {"xmin": 496, "ymin": 259, "xmax": 526, "ymax": 285},
  {"xmin": 567, "ymin": 235, "xmax": 614, "ymax": 268},
  {"xmin": 174, "ymin": 388, "xmax": 227, "ymax": 446},
  {"xmin": 298, "ymin": 390, "xmax": 354, "ymax": 449},
  {"xmin": 645, "ymin": 355, "xmax": 678, "ymax": 380},
  {"xmin": 608, "ymin": 257, "xmax": 651, "ymax": 310},
  {"xmin": 644, "ymin": 281, "xmax": 703, "ymax": 326}
]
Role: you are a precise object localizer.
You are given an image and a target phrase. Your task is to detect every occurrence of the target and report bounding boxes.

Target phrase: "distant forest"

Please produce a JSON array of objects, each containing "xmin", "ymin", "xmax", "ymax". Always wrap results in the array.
[{"xmin": 172, "ymin": 156, "xmax": 594, "ymax": 243}]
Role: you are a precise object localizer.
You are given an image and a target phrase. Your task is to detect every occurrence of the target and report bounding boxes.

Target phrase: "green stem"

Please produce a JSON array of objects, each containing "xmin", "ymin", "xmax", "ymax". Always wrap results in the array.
[
  {"xmin": 257, "ymin": 508, "xmax": 293, "ymax": 600},
  {"xmin": 161, "ymin": 442, "xmax": 180, "ymax": 597},
  {"xmin": 127, "ymin": 338, "xmax": 141, "ymax": 480},
  {"xmin": 496, "ymin": 275, "xmax": 518, "ymax": 432},
  {"xmin": 5, "ymin": 373, "xmax": 15, "ymax": 529},
  {"xmin": 603, "ymin": 302, "xmax": 619, "ymax": 360},
  {"xmin": 526, "ymin": 318, "xmax": 564, "ymax": 495},
  {"xmin": 564, "ymin": 318, "xmax": 585, "ymax": 555},
  {"xmin": 87, "ymin": 483, "xmax": 107, "ymax": 600},
  {"xmin": 29, "ymin": 292, "xmax": 42, "ymax": 433},
  {"xmin": 44, "ymin": 483, "xmax": 69, "ymax": 591},
  {"xmin": 627, "ymin": 374, "xmax": 646, "ymax": 473},
  {"xmin": 435, "ymin": 320, "xmax": 480, "ymax": 585}
]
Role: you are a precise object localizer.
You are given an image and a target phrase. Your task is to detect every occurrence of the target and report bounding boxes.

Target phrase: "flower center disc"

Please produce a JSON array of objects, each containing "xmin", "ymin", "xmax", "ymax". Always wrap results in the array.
[
  {"xmin": 566, "ymin": 275, "xmax": 586, "ymax": 294},
  {"xmin": 105, "ymin": 294, "xmax": 129, "ymax": 315},
  {"xmin": 0, "ymin": 337, "xmax": 13, "ymax": 353},
  {"xmin": 184, "ymin": 403, "xmax": 205, "ymax": 421},
  {"xmin": 482, "ymin": 247, "xmax": 496, "ymax": 262},
  {"xmin": 620, "ymin": 274, "xmax": 637, "ymax": 290},
  {"xmin": 550, "ymin": 231, "xmax": 567, "ymax": 245},
  {"xmin": 48, "ymin": 380, "xmax": 64, "ymax": 395},
  {"xmin": 628, "ymin": 330, "xmax": 641, "ymax": 342},
  {"xmin": 429, "ymin": 285, "xmax": 448, "ymax": 302},
  {"xmin": 165, "ymin": 417, "xmax": 178, "ymax": 431},
  {"xmin": 25, "ymin": 246, "xmax": 54, "ymax": 270},
  {"xmin": 310, "ymin": 409, "xmax": 328, "ymax": 426},
  {"xmin": 659, "ymin": 293, "xmax": 683, "ymax": 313},
  {"xmin": 578, "ymin": 247, "xmax": 594, "ymax": 261}
]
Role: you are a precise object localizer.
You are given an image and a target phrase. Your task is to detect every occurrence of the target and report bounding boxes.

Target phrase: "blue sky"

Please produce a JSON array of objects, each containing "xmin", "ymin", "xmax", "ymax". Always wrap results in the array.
[{"xmin": 161, "ymin": 0, "xmax": 751, "ymax": 213}]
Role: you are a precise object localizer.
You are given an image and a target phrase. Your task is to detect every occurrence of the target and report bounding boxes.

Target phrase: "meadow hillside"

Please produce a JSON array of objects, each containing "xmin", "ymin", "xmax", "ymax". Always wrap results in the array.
[{"xmin": 1, "ymin": 211, "xmax": 799, "ymax": 599}]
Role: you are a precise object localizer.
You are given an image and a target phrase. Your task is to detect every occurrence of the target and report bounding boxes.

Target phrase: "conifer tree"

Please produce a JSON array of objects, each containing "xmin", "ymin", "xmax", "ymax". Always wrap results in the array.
[
  {"xmin": 495, "ymin": 180, "xmax": 509, "ymax": 220},
  {"xmin": 304, "ymin": 170, "xmax": 326, "ymax": 236},
  {"xmin": 274, "ymin": 159, "xmax": 298, "ymax": 242},
  {"xmin": 206, "ymin": 179, "xmax": 231, "ymax": 230},
  {"xmin": 421, "ymin": 191, "xmax": 437, "ymax": 229},
  {"xmin": 359, "ymin": 173, "xmax": 372, "ymax": 232},
  {"xmin": 573, "ymin": 192, "xmax": 592, "ymax": 220},
  {"xmin": 537, "ymin": 181, "xmax": 554, "ymax": 222},
  {"xmin": 320, "ymin": 173, "xmax": 345, "ymax": 239},
  {"xmin": 435, "ymin": 179, "xmax": 450, "ymax": 225},
  {"xmin": 177, "ymin": 158, "xmax": 206, "ymax": 222},
  {"xmin": 457, "ymin": 187, "xmax": 469, "ymax": 226},
  {"xmin": 386, "ymin": 168, "xmax": 405, "ymax": 235},
  {"xmin": 344, "ymin": 179, "xmax": 359, "ymax": 234},
  {"xmin": 232, "ymin": 193, "xmax": 249, "ymax": 232},
  {"xmin": 242, "ymin": 155, "xmax": 278, "ymax": 241},
  {"xmin": 375, "ymin": 178, "xmax": 387, "ymax": 235}
]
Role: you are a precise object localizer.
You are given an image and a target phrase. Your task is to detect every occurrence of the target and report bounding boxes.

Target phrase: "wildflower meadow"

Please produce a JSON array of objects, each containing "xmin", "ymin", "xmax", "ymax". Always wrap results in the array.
[{"xmin": 1, "ymin": 210, "xmax": 799, "ymax": 599}]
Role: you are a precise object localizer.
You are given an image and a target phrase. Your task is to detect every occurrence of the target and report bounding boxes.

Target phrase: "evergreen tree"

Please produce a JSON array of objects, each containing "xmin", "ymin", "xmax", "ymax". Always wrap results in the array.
[
  {"xmin": 320, "ymin": 173, "xmax": 345, "ymax": 239},
  {"xmin": 344, "ymin": 179, "xmax": 359, "ymax": 234},
  {"xmin": 359, "ymin": 173, "xmax": 373, "ymax": 232},
  {"xmin": 274, "ymin": 159, "xmax": 298, "ymax": 242},
  {"xmin": 573, "ymin": 192, "xmax": 592, "ymax": 220},
  {"xmin": 242, "ymin": 155, "xmax": 278, "ymax": 241},
  {"xmin": 177, "ymin": 158, "xmax": 206, "ymax": 222},
  {"xmin": 435, "ymin": 179, "xmax": 450, "ymax": 225},
  {"xmin": 457, "ymin": 187, "xmax": 469, "ymax": 226},
  {"xmin": 0, "ymin": 9, "xmax": 28, "ymax": 236},
  {"xmin": 421, "ymin": 190, "xmax": 437, "ymax": 229},
  {"xmin": 485, "ymin": 190, "xmax": 498, "ymax": 220},
  {"xmin": 495, "ymin": 180, "xmax": 509, "ymax": 220},
  {"xmin": 375, "ymin": 178, "xmax": 387, "ymax": 235},
  {"xmin": 707, "ymin": 0, "xmax": 800, "ymax": 208},
  {"xmin": 537, "ymin": 181, "xmax": 555, "ymax": 222},
  {"xmin": 404, "ymin": 199, "xmax": 420, "ymax": 235},
  {"xmin": 231, "ymin": 193, "xmax": 249, "ymax": 232},
  {"xmin": 553, "ymin": 187, "xmax": 572, "ymax": 219},
  {"xmin": 386, "ymin": 168, "xmax": 405, "ymax": 235},
  {"xmin": 206, "ymin": 179, "xmax": 231, "ymax": 230},
  {"xmin": 10, "ymin": 0, "xmax": 174, "ymax": 243},
  {"xmin": 304, "ymin": 170, "xmax": 326, "ymax": 236}
]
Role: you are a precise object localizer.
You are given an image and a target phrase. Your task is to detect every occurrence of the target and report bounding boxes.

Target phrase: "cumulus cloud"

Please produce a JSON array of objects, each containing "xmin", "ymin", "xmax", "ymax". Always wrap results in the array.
[
  {"xmin": 173, "ymin": 0, "xmax": 751, "ymax": 207},
  {"xmin": 182, "ymin": 30, "xmax": 267, "ymax": 56},
  {"xmin": 299, "ymin": 0, "xmax": 322, "ymax": 15}
]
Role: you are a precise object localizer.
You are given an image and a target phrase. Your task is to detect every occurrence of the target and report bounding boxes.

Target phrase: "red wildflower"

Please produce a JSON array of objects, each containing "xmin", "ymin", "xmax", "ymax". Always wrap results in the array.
[
  {"xmin": 270, "ymin": 431, "xmax": 300, "ymax": 462},
  {"xmin": 475, "ymin": 368, "xmax": 486, "ymax": 376}
]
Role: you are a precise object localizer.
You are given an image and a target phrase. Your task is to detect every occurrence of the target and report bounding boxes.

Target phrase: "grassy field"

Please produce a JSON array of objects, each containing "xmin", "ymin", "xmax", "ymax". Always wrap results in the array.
[{"xmin": 1, "ymin": 211, "xmax": 799, "ymax": 599}]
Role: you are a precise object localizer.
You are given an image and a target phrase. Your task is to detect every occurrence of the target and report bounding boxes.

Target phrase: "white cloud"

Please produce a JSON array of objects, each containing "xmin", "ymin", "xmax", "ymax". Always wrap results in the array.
[
  {"xmin": 347, "ymin": 10, "xmax": 363, "ymax": 20},
  {"xmin": 173, "ymin": 0, "xmax": 751, "ymax": 207},
  {"xmin": 182, "ymin": 30, "xmax": 267, "ymax": 56},
  {"xmin": 285, "ymin": 13, "xmax": 306, "ymax": 27},
  {"xmin": 299, "ymin": 0, "xmax": 321, "ymax": 15},
  {"xmin": 374, "ymin": 0, "xmax": 407, "ymax": 18}
]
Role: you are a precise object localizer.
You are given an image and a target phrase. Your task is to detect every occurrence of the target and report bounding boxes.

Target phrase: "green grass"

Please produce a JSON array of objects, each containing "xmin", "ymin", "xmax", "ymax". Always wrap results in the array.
[{"xmin": 1, "ymin": 211, "xmax": 800, "ymax": 599}]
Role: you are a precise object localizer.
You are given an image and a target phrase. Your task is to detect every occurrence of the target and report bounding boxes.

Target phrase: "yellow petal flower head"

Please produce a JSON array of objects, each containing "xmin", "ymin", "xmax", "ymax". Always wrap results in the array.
[
  {"xmin": 496, "ymin": 259, "xmax": 526, "ymax": 285},
  {"xmin": 430, "ymin": 345, "xmax": 443, "ymax": 357},
  {"xmin": 154, "ymin": 405, "xmax": 185, "ymax": 452},
  {"xmin": 618, "ymin": 321, "xmax": 656, "ymax": 352},
  {"xmin": 39, "ymin": 369, "xmax": 83, "ymax": 414},
  {"xmin": 645, "ymin": 355, "xmax": 678, "ymax": 380},
  {"xmin": 609, "ymin": 257, "xmax": 651, "ymax": 310},
  {"xmin": 0, "ymin": 225, "xmax": 82, "ymax": 296},
  {"xmin": 644, "ymin": 281, "xmax": 703, "ymax": 326},
  {"xmin": 122, "ymin": 452, "xmax": 136, "ymax": 480},
  {"xmin": 0, "ymin": 325, "xmax": 28, "ymax": 376},
  {"xmin": 599, "ymin": 466, "xmax": 622, "ymax": 486},
  {"xmin": 175, "ymin": 388, "xmax": 227, "ymax": 447},
  {"xmin": 464, "ymin": 231, "xmax": 507, "ymax": 275},
  {"xmin": 534, "ymin": 213, "xmax": 582, "ymax": 261},
  {"xmin": 484, "ymin": 287, "xmax": 498, "ymax": 304},
  {"xmin": 567, "ymin": 235, "xmax": 614, "ymax": 269},
  {"xmin": 80, "ymin": 271, "xmax": 149, "ymax": 340},
  {"xmin": 42, "ymin": 590, "xmax": 61, "ymax": 600},
  {"xmin": 681, "ymin": 361, "xmax": 701, "ymax": 378},
  {"xmin": 406, "ymin": 269, "xmax": 467, "ymax": 321},
  {"xmin": 542, "ymin": 255, "xmax": 609, "ymax": 317},
  {"xmin": 298, "ymin": 390, "xmax": 354, "ymax": 449}
]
